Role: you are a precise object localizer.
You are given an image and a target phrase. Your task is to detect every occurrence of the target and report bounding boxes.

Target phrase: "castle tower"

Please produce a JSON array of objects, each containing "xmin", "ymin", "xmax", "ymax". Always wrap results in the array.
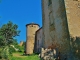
[{"xmin": 26, "ymin": 23, "xmax": 39, "ymax": 54}]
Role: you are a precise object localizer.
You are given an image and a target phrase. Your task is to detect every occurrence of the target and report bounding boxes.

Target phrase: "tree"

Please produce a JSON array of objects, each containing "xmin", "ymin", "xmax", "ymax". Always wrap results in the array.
[
  {"xmin": 0, "ymin": 21, "xmax": 20, "ymax": 46},
  {"xmin": 0, "ymin": 21, "xmax": 20, "ymax": 59}
]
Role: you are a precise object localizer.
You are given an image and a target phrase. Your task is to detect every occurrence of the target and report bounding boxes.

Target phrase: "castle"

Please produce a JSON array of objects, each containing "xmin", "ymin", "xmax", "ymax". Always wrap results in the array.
[{"xmin": 25, "ymin": 0, "xmax": 80, "ymax": 60}]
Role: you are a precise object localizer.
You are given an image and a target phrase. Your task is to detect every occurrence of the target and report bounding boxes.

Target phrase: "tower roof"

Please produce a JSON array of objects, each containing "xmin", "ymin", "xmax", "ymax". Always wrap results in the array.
[{"xmin": 26, "ymin": 22, "xmax": 40, "ymax": 27}]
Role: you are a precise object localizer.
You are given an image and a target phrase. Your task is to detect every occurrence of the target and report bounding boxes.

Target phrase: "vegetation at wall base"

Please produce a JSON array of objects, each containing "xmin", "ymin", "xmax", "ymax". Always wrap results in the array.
[{"xmin": 9, "ymin": 52, "xmax": 40, "ymax": 60}]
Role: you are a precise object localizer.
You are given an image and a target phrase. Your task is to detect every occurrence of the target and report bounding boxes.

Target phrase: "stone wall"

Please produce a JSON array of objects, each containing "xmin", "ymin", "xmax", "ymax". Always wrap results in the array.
[
  {"xmin": 65, "ymin": 0, "xmax": 80, "ymax": 37},
  {"xmin": 34, "ymin": 27, "xmax": 43, "ymax": 53},
  {"xmin": 65, "ymin": 0, "xmax": 80, "ymax": 59},
  {"xmin": 40, "ymin": 48, "xmax": 57, "ymax": 60},
  {"xmin": 42, "ymin": 0, "xmax": 72, "ymax": 60}
]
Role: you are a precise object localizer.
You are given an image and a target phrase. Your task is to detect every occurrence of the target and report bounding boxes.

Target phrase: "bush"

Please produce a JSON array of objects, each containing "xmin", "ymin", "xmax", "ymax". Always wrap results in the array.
[
  {"xmin": 1, "ymin": 47, "xmax": 9, "ymax": 59},
  {"xmin": 0, "ymin": 46, "xmax": 13, "ymax": 60},
  {"xmin": 15, "ymin": 45, "xmax": 24, "ymax": 52},
  {"xmin": 0, "ymin": 51, "xmax": 2, "ymax": 59},
  {"xmin": 9, "ymin": 46, "xmax": 16, "ymax": 53}
]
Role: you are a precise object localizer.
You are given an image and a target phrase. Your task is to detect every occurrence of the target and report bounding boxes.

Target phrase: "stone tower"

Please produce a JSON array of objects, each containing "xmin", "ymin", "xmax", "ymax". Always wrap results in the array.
[
  {"xmin": 19, "ymin": 41, "xmax": 24, "ymax": 46},
  {"xmin": 26, "ymin": 23, "xmax": 39, "ymax": 54}
]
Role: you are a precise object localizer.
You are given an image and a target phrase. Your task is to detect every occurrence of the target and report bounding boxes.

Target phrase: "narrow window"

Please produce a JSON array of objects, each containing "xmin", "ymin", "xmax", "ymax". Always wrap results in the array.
[
  {"xmin": 31, "ymin": 25, "xmax": 33, "ymax": 27},
  {"xmin": 49, "ymin": 12, "xmax": 53, "ymax": 25},
  {"xmin": 49, "ymin": 11, "xmax": 55, "ymax": 31}
]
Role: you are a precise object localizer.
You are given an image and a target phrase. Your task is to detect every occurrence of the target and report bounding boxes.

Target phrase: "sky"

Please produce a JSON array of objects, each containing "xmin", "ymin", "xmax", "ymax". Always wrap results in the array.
[{"xmin": 0, "ymin": 0, "xmax": 42, "ymax": 43}]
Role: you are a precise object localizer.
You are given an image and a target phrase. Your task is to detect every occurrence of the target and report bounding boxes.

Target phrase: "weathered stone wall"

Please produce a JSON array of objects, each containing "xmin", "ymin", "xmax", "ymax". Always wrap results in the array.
[
  {"xmin": 64, "ymin": 1, "xmax": 80, "ymax": 59},
  {"xmin": 34, "ymin": 27, "xmax": 43, "ymax": 53},
  {"xmin": 26, "ymin": 23, "xmax": 39, "ymax": 54},
  {"xmin": 42, "ymin": 0, "xmax": 52, "ymax": 48},
  {"xmin": 42, "ymin": 0, "xmax": 72, "ymax": 60},
  {"xmin": 65, "ymin": 0, "xmax": 80, "ymax": 37}
]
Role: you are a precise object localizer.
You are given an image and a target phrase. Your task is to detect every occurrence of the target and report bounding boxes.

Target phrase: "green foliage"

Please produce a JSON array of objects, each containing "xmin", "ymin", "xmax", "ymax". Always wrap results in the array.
[
  {"xmin": 9, "ymin": 46, "xmax": 16, "ymax": 53},
  {"xmin": 0, "ymin": 21, "xmax": 20, "ymax": 46},
  {"xmin": 0, "ymin": 48, "xmax": 2, "ymax": 59},
  {"xmin": 9, "ymin": 52, "xmax": 40, "ymax": 60},
  {"xmin": 0, "ymin": 46, "xmax": 18, "ymax": 60},
  {"xmin": 15, "ymin": 45, "xmax": 24, "ymax": 52},
  {"xmin": 0, "ymin": 21, "xmax": 20, "ymax": 59},
  {"xmin": 12, "ymin": 39, "xmax": 18, "ymax": 45},
  {"xmin": 0, "ymin": 36, "xmax": 5, "ymax": 47},
  {"xmin": 1, "ymin": 46, "xmax": 9, "ymax": 59}
]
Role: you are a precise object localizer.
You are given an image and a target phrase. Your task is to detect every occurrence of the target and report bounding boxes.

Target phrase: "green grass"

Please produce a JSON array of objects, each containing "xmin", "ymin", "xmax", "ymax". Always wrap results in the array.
[{"xmin": 9, "ymin": 52, "xmax": 40, "ymax": 60}]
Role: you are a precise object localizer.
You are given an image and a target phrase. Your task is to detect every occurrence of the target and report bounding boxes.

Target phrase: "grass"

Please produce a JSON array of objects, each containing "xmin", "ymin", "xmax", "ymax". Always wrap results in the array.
[{"xmin": 9, "ymin": 52, "xmax": 40, "ymax": 60}]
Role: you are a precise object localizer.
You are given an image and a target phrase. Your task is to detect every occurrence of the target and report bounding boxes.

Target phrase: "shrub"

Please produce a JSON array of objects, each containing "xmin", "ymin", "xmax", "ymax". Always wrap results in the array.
[{"xmin": 9, "ymin": 46, "xmax": 16, "ymax": 53}]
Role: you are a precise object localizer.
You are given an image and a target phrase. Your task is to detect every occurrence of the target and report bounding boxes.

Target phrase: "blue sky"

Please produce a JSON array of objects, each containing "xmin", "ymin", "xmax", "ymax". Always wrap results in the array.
[{"xmin": 0, "ymin": 0, "xmax": 42, "ymax": 43}]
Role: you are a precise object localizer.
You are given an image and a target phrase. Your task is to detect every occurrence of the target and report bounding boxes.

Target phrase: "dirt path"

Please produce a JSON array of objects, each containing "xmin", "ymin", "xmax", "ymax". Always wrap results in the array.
[{"xmin": 13, "ymin": 53, "xmax": 26, "ymax": 58}]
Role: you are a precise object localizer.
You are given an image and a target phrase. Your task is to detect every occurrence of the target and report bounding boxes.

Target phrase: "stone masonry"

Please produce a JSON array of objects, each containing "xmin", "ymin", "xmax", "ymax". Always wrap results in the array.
[
  {"xmin": 26, "ymin": 23, "xmax": 39, "ymax": 54},
  {"xmin": 42, "ymin": 0, "xmax": 72, "ymax": 60},
  {"xmin": 65, "ymin": 0, "xmax": 80, "ymax": 37}
]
